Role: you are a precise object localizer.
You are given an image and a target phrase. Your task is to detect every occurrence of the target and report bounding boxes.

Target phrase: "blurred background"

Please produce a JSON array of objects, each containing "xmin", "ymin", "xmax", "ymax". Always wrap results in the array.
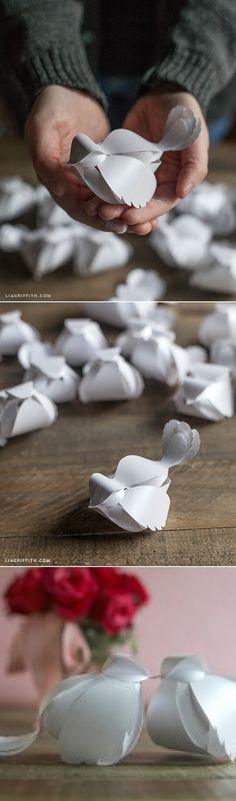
[{"xmin": 0, "ymin": 566, "xmax": 236, "ymax": 707}]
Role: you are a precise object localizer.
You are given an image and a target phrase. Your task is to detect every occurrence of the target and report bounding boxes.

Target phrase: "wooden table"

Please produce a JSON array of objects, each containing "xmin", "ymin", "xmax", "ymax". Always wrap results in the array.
[
  {"xmin": 1, "ymin": 708, "xmax": 236, "ymax": 800},
  {"xmin": 0, "ymin": 301, "xmax": 236, "ymax": 566},
  {"xmin": 0, "ymin": 137, "xmax": 236, "ymax": 302}
]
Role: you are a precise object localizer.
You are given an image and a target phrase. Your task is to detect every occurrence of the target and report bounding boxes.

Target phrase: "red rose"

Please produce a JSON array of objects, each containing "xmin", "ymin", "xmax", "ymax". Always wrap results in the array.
[
  {"xmin": 5, "ymin": 569, "xmax": 50, "ymax": 615},
  {"xmin": 90, "ymin": 568, "xmax": 149, "ymax": 607},
  {"xmin": 90, "ymin": 591, "xmax": 137, "ymax": 634},
  {"xmin": 43, "ymin": 568, "xmax": 98, "ymax": 621}
]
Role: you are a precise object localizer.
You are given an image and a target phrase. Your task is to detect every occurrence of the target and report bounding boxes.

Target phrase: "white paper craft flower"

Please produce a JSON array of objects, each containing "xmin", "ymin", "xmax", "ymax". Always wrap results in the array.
[
  {"xmin": 190, "ymin": 250, "xmax": 236, "ymax": 295},
  {"xmin": 176, "ymin": 181, "xmax": 236, "ymax": 235},
  {"xmin": 84, "ymin": 300, "xmax": 157, "ymax": 328},
  {"xmin": 89, "ymin": 419, "xmax": 200, "ymax": 532},
  {"xmin": 0, "ymin": 656, "xmax": 149, "ymax": 766},
  {"xmin": 174, "ymin": 363, "xmax": 234, "ymax": 421},
  {"xmin": 0, "ymin": 381, "xmax": 57, "ymax": 446},
  {"xmin": 150, "ymin": 214, "xmax": 212, "ymax": 269},
  {"xmin": 79, "ymin": 348, "xmax": 144, "ymax": 403},
  {"xmin": 23, "ymin": 352, "xmax": 79, "ymax": 403},
  {"xmin": 199, "ymin": 304, "xmax": 236, "ymax": 347},
  {"xmin": 18, "ymin": 340, "xmax": 55, "ymax": 369},
  {"xmin": 115, "ymin": 268, "xmax": 166, "ymax": 301},
  {"xmin": 147, "ymin": 656, "xmax": 236, "ymax": 761},
  {"xmin": 73, "ymin": 225, "xmax": 132, "ymax": 276},
  {"xmin": 0, "ymin": 311, "xmax": 40, "ymax": 356},
  {"xmin": 55, "ymin": 318, "xmax": 107, "ymax": 366},
  {"xmin": 123, "ymin": 324, "xmax": 203, "ymax": 386},
  {"xmin": 69, "ymin": 107, "xmax": 200, "ymax": 208},
  {"xmin": 210, "ymin": 339, "xmax": 236, "ymax": 379},
  {"xmin": 0, "ymin": 177, "xmax": 37, "ymax": 222}
]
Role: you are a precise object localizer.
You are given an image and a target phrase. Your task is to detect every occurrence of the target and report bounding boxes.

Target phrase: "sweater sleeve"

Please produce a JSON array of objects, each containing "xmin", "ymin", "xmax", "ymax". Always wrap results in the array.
[
  {"xmin": 141, "ymin": 0, "xmax": 236, "ymax": 113},
  {"xmin": 0, "ymin": 0, "xmax": 107, "ymax": 122}
]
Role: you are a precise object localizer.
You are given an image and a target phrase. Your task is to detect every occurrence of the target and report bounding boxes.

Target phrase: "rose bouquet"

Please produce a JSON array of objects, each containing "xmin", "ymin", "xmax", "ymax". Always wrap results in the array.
[{"xmin": 4, "ymin": 568, "xmax": 149, "ymax": 699}]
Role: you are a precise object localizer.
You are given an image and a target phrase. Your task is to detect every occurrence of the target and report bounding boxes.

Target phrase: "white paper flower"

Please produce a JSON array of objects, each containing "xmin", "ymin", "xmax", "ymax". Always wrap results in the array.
[
  {"xmin": 55, "ymin": 318, "xmax": 107, "ymax": 366},
  {"xmin": 79, "ymin": 348, "xmax": 144, "ymax": 403},
  {"xmin": 210, "ymin": 339, "xmax": 236, "ymax": 378},
  {"xmin": 84, "ymin": 301, "xmax": 157, "ymax": 328},
  {"xmin": 115, "ymin": 268, "xmax": 166, "ymax": 300},
  {"xmin": 117, "ymin": 319, "xmax": 174, "ymax": 359},
  {"xmin": 190, "ymin": 259, "xmax": 236, "ymax": 295},
  {"xmin": 0, "ymin": 311, "xmax": 40, "ymax": 356},
  {"xmin": 23, "ymin": 353, "xmax": 79, "ymax": 403},
  {"xmin": 70, "ymin": 108, "xmax": 200, "ymax": 208},
  {"xmin": 127, "ymin": 326, "xmax": 191, "ymax": 386},
  {"xmin": 89, "ymin": 419, "xmax": 200, "ymax": 532},
  {"xmin": 176, "ymin": 181, "xmax": 236, "ymax": 235},
  {"xmin": 147, "ymin": 656, "xmax": 236, "ymax": 761},
  {"xmin": 18, "ymin": 340, "xmax": 55, "ymax": 369},
  {"xmin": 0, "ymin": 656, "xmax": 149, "ymax": 766},
  {"xmin": 0, "ymin": 177, "xmax": 37, "ymax": 222},
  {"xmin": 199, "ymin": 304, "xmax": 236, "ymax": 347},
  {"xmin": 0, "ymin": 381, "xmax": 57, "ymax": 445},
  {"xmin": 150, "ymin": 214, "xmax": 211, "ymax": 269},
  {"xmin": 73, "ymin": 225, "xmax": 132, "ymax": 276},
  {"xmin": 174, "ymin": 363, "xmax": 234, "ymax": 421}
]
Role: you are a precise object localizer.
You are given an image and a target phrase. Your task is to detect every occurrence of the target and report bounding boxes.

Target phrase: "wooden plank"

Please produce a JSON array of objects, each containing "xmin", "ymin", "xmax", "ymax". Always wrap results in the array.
[
  {"xmin": 0, "ymin": 301, "xmax": 236, "ymax": 565},
  {"xmin": 0, "ymin": 137, "xmax": 236, "ymax": 303}
]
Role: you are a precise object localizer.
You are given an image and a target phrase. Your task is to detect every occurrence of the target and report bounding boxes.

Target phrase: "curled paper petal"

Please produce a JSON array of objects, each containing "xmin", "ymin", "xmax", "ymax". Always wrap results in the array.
[
  {"xmin": 147, "ymin": 656, "xmax": 236, "ymax": 761},
  {"xmin": 115, "ymin": 268, "xmax": 166, "ymax": 301},
  {"xmin": 0, "ymin": 381, "xmax": 57, "ymax": 443},
  {"xmin": 18, "ymin": 340, "xmax": 55, "ymax": 369},
  {"xmin": 117, "ymin": 320, "xmax": 174, "ymax": 359},
  {"xmin": 79, "ymin": 347, "xmax": 144, "ymax": 403},
  {"xmin": 23, "ymin": 353, "xmax": 79, "ymax": 403},
  {"xmin": 176, "ymin": 181, "xmax": 236, "ymax": 235},
  {"xmin": 89, "ymin": 419, "xmax": 200, "ymax": 532},
  {"xmin": 0, "ymin": 311, "xmax": 40, "ymax": 356},
  {"xmin": 0, "ymin": 656, "xmax": 148, "ymax": 765},
  {"xmin": 55, "ymin": 318, "xmax": 108, "ymax": 366},
  {"xmin": 73, "ymin": 225, "xmax": 132, "ymax": 276},
  {"xmin": 69, "ymin": 107, "xmax": 200, "ymax": 207},
  {"xmin": 199, "ymin": 304, "xmax": 236, "ymax": 347},
  {"xmin": 151, "ymin": 214, "xmax": 211, "ymax": 269},
  {"xmin": 128, "ymin": 327, "xmax": 191, "ymax": 386},
  {"xmin": 0, "ymin": 177, "xmax": 37, "ymax": 222},
  {"xmin": 174, "ymin": 363, "xmax": 234, "ymax": 421}
]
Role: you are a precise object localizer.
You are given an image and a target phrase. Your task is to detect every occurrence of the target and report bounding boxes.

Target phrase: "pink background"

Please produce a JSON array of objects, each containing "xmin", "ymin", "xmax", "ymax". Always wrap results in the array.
[{"xmin": 0, "ymin": 566, "xmax": 236, "ymax": 705}]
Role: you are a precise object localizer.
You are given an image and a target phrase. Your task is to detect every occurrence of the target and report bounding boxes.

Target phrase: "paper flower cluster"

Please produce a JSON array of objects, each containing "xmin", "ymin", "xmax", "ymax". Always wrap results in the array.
[
  {"xmin": 69, "ymin": 107, "xmax": 200, "ymax": 208},
  {"xmin": 1, "ymin": 654, "xmax": 236, "ymax": 765},
  {"xmin": 0, "ymin": 177, "xmax": 132, "ymax": 279},
  {"xmin": 89, "ymin": 419, "xmax": 200, "ymax": 532},
  {"xmin": 79, "ymin": 348, "xmax": 144, "ymax": 403},
  {"xmin": 150, "ymin": 182, "xmax": 236, "ymax": 295}
]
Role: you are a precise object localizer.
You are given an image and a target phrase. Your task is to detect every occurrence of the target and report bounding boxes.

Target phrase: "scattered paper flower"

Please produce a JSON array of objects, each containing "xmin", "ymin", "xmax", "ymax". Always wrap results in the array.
[
  {"xmin": 79, "ymin": 348, "xmax": 144, "ymax": 403},
  {"xmin": 115, "ymin": 268, "xmax": 166, "ymax": 300},
  {"xmin": 23, "ymin": 353, "xmax": 79, "ymax": 403},
  {"xmin": 176, "ymin": 181, "xmax": 236, "ymax": 235},
  {"xmin": 210, "ymin": 339, "xmax": 236, "ymax": 378},
  {"xmin": 0, "ymin": 177, "xmax": 37, "ymax": 222},
  {"xmin": 73, "ymin": 225, "xmax": 132, "ymax": 276},
  {"xmin": 174, "ymin": 363, "xmax": 234, "ymax": 421},
  {"xmin": 55, "ymin": 318, "xmax": 107, "ymax": 366},
  {"xmin": 0, "ymin": 381, "xmax": 57, "ymax": 446},
  {"xmin": 126, "ymin": 325, "xmax": 191, "ymax": 386},
  {"xmin": 89, "ymin": 419, "xmax": 200, "ymax": 532},
  {"xmin": 84, "ymin": 301, "xmax": 157, "ymax": 328},
  {"xmin": 0, "ymin": 311, "xmax": 40, "ymax": 356},
  {"xmin": 151, "ymin": 214, "xmax": 211, "ymax": 269},
  {"xmin": 18, "ymin": 340, "xmax": 55, "ymax": 369},
  {"xmin": 70, "ymin": 107, "xmax": 200, "ymax": 208},
  {"xmin": 147, "ymin": 655, "xmax": 236, "ymax": 761},
  {"xmin": 199, "ymin": 304, "xmax": 236, "ymax": 347}
]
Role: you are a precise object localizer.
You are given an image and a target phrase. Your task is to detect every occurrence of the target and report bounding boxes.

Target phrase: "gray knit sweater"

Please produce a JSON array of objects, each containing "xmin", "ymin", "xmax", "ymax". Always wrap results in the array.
[{"xmin": 0, "ymin": 0, "xmax": 236, "ymax": 125}]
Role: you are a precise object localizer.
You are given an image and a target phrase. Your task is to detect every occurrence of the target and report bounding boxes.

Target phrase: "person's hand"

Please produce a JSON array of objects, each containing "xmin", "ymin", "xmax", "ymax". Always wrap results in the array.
[
  {"xmin": 25, "ymin": 85, "xmax": 128, "ymax": 233},
  {"xmin": 88, "ymin": 88, "xmax": 209, "ymax": 235}
]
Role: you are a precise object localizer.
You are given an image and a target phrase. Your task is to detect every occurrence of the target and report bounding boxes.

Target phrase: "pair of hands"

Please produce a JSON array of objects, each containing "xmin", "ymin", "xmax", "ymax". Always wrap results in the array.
[{"xmin": 25, "ymin": 84, "xmax": 209, "ymax": 236}]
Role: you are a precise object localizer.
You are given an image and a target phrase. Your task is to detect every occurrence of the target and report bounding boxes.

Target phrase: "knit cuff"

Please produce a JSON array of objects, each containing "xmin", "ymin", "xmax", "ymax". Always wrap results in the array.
[
  {"xmin": 16, "ymin": 46, "xmax": 108, "ymax": 113},
  {"xmin": 141, "ymin": 47, "xmax": 218, "ymax": 114}
]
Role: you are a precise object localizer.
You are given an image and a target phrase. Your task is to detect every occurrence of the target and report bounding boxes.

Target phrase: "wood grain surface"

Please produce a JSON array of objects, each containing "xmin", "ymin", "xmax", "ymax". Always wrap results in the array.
[
  {"xmin": 1, "ymin": 708, "xmax": 236, "ymax": 801},
  {"xmin": 0, "ymin": 301, "xmax": 235, "ymax": 566},
  {"xmin": 0, "ymin": 137, "xmax": 236, "ymax": 303}
]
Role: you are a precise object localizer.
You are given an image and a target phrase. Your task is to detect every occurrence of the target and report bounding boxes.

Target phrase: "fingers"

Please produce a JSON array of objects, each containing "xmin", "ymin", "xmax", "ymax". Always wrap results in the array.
[{"xmin": 177, "ymin": 134, "xmax": 209, "ymax": 198}]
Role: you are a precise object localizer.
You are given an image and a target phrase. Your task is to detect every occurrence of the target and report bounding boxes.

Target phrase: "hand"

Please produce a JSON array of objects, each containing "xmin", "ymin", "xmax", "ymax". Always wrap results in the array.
[
  {"xmin": 25, "ymin": 85, "xmax": 126, "ymax": 232},
  {"xmin": 90, "ymin": 88, "xmax": 209, "ymax": 235}
]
